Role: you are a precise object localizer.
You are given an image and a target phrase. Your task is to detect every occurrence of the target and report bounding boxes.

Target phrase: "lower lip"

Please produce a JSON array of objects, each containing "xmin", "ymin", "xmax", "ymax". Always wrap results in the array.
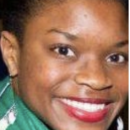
[{"xmin": 60, "ymin": 101, "xmax": 109, "ymax": 123}]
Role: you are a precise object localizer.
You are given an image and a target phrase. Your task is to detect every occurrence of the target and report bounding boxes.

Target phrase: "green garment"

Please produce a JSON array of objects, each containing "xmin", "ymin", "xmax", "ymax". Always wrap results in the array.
[{"xmin": 0, "ymin": 77, "xmax": 49, "ymax": 130}]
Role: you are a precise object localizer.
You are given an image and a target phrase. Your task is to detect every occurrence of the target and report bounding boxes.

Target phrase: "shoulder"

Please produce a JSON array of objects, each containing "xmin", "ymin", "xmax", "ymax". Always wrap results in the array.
[
  {"xmin": 0, "ymin": 76, "xmax": 13, "ymax": 106},
  {"xmin": 0, "ymin": 77, "xmax": 16, "ymax": 130},
  {"xmin": 0, "ymin": 76, "xmax": 14, "ymax": 117},
  {"xmin": 0, "ymin": 76, "xmax": 10, "ymax": 98}
]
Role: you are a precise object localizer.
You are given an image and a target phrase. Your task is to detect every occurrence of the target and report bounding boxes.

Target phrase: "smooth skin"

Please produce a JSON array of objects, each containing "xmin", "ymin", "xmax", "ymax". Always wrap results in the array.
[{"xmin": 0, "ymin": 0, "xmax": 128, "ymax": 130}]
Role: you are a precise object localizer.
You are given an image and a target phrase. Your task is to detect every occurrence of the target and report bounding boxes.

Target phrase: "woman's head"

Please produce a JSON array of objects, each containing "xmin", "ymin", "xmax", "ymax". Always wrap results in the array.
[{"xmin": 0, "ymin": 0, "xmax": 128, "ymax": 130}]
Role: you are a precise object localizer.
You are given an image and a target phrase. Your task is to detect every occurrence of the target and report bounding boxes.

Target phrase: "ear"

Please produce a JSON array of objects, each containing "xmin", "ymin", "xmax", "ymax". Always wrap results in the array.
[{"xmin": 0, "ymin": 31, "xmax": 20, "ymax": 77}]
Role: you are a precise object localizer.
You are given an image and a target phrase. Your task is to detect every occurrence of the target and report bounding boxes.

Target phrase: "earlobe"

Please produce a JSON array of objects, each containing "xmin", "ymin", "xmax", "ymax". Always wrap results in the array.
[{"xmin": 0, "ymin": 31, "xmax": 20, "ymax": 77}]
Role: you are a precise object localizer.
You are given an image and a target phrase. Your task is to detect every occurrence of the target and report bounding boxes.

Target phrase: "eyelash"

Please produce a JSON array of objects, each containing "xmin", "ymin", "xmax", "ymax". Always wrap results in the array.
[
  {"xmin": 106, "ymin": 53, "xmax": 128, "ymax": 64},
  {"xmin": 50, "ymin": 44, "xmax": 76, "ymax": 58}
]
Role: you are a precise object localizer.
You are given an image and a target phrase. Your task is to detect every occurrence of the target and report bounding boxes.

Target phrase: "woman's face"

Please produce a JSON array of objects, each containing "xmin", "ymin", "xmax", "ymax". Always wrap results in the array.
[{"xmin": 14, "ymin": 0, "xmax": 128, "ymax": 130}]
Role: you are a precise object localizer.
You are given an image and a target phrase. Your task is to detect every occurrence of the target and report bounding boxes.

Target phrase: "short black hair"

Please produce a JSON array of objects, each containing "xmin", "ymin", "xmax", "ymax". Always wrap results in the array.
[
  {"xmin": 2, "ymin": 0, "xmax": 64, "ymax": 43},
  {"xmin": 2, "ymin": 0, "xmax": 42, "ymax": 42},
  {"xmin": 1, "ymin": 0, "xmax": 128, "ymax": 44}
]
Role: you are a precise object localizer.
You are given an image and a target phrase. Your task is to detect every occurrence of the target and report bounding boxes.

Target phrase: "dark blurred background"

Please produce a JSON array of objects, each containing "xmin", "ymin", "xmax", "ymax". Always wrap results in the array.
[{"xmin": 0, "ymin": 0, "xmax": 8, "ymax": 80}]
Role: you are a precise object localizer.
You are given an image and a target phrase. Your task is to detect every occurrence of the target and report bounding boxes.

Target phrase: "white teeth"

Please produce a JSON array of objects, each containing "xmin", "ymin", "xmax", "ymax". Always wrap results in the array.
[{"xmin": 61, "ymin": 99, "xmax": 105, "ymax": 112}]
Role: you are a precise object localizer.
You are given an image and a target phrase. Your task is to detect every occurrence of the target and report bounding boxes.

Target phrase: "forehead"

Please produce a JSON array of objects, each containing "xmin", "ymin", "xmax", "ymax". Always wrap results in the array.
[{"xmin": 24, "ymin": 0, "xmax": 127, "ymax": 43}]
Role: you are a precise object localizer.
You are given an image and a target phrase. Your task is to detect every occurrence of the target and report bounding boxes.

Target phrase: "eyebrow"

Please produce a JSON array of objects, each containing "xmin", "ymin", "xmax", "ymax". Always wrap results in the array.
[
  {"xmin": 47, "ymin": 28, "xmax": 77, "ymax": 40},
  {"xmin": 47, "ymin": 28, "xmax": 128, "ymax": 48},
  {"xmin": 114, "ymin": 40, "xmax": 128, "ymax": 48}
]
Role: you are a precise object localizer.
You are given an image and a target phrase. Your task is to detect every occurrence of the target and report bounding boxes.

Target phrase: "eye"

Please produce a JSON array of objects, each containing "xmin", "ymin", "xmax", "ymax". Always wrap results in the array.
[
  {"xmin": 106, "ymin": 53, "xmax": 128, "ymax": 64},
  {"xmin": 53, "ymin": 45, "xmax": 75, "ymax": 57}
]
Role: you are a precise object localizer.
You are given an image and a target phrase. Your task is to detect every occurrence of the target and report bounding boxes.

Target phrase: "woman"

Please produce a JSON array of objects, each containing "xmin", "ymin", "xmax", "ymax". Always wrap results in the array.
[{"xmin": 0, "ymin": 0, "xmax": 128, "ymax": 130}]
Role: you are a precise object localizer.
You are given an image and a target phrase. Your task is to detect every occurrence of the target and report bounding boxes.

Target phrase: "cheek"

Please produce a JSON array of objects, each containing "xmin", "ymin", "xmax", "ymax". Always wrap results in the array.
[
  {"xmin": 18, "ymin": 53, "xmax": 70, "ymax": 98},
  {"xmin": 111, "ymin": 69, "xmax": 128, "ymax": 102},
  {"xmin": 36, "ymin": 62, "xmax": 68, "ymax": 90}
]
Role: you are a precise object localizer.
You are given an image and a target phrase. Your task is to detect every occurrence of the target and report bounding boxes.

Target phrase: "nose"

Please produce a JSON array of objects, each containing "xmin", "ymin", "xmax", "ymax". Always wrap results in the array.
[{"xmin": 74, "ymin": 62, "xmax": 112, "ymax": 90}]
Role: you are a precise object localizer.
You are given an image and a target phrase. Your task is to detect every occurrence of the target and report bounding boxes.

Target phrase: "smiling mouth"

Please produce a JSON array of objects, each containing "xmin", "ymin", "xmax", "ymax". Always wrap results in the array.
[{"xmin": 58, "ymin": 98, "xmax": 112, "ymax": 123}]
